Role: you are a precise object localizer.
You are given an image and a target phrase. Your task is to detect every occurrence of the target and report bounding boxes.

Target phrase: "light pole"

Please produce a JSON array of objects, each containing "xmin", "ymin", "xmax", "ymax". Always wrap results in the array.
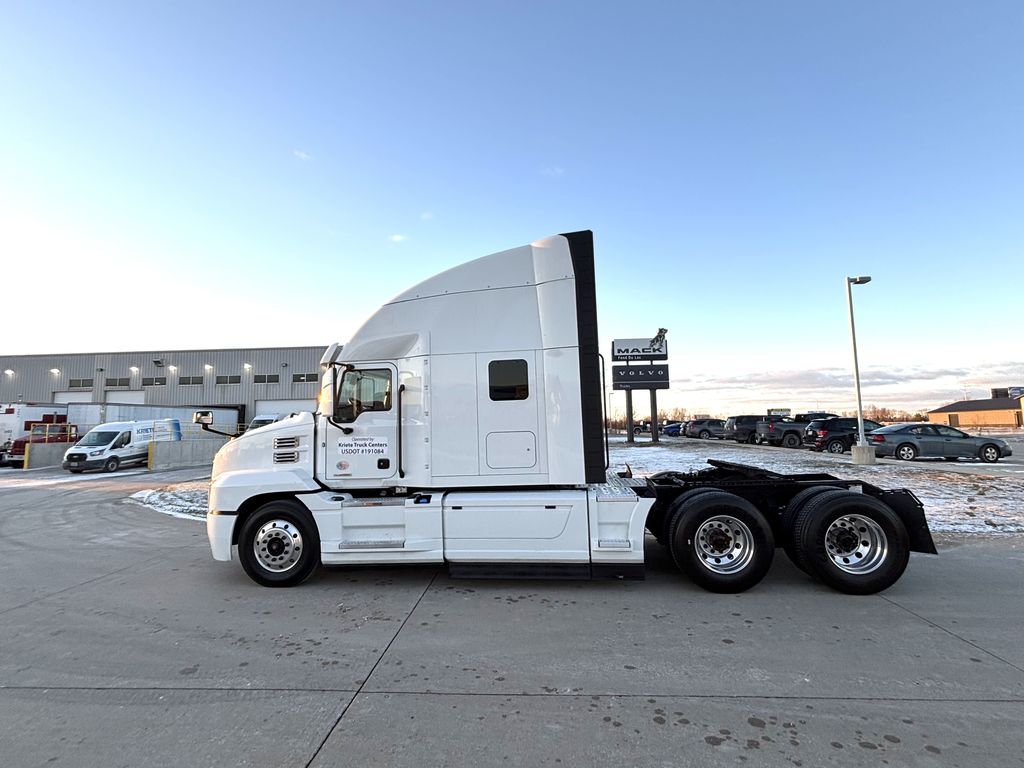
[{"xmin": 845, "ymin": 275, "xmax": 875, "ymax": 465}]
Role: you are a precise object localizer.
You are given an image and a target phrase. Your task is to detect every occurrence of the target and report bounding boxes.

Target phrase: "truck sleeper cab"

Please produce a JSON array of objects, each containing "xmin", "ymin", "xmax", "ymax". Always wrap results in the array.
[{"xmin": 202, "ymin": 231, "xmax": 935, "ymax": 595}]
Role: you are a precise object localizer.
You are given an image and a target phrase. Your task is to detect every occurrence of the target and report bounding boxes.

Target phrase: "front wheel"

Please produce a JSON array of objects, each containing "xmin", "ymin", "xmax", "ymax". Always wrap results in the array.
[
  {"xmin": 826, "ymin": 440, "xmax": 845, "ymax": 454},
  {"xmin": 793, "ymin": 492, "xmax": 909, "ymax": 594},
  {"xmin": 895, "ymin": 443, "xmax": 918, "ymax": 461},
  {"xmin": 746, "ymin": 433, "xmax": 758, "ymax": 444},
  {"xmin": 667, "ymin": 491, "xmax": 774, "ymax": 593},
  {"xmin": 633, "ymin": 427, "xmax": 642, "ymax": 435},
  {"xmin": 783, "ymin": 433, "xmax": 801, "ymax": 449},
  {"xmin": 238, "ymin": 501, "xmax": 321, "ymax": 587},
  {"xmin": 979, "ymin": 444, "xmax": 1000, "ymax": 463},
  {"xmin": 699, "ymin": 430, "xmax": 710, "ymax": 439},
  {"xmin": 103, "ymin": 457, "xmax": 120, "ymax": 472}
]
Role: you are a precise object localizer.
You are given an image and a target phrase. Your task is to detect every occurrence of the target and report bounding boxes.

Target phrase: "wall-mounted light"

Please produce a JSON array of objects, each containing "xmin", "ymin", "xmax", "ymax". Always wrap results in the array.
[
  {"xmin": 204, "ymin": 364, "xmax": 213, "ymax": 371},
  {"xmin": 243, "ymin": 363, "xmax": 252, "ymax": 371},
  {"xmin": 3, "ymin": 369, "xmax": 13, "ymax": 376},
  {"xmin": 168, "ymin": 365, "xmax": 178, "ymax": 372},
  {"xmin": 129, "ymin": 366, "xmax": 140, "ymax": 374},
  {"xmin": 49, "ymin": 368, "xmax": 61, "ymax": 375}
]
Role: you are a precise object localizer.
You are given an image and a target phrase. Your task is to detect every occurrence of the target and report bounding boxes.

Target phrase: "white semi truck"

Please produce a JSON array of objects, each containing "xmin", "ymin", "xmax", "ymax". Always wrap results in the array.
[{"xmin": 196, "ymin": 231, "xmax": 935, "ymax": 593}]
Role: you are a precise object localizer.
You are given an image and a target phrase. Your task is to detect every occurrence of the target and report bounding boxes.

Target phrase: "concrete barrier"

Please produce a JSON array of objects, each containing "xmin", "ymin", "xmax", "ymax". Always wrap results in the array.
[
  {"xmin": 24, "ymin": 442, "xmax": 74, "ymax": 469},
  {"xmin": 149, "ymin": 438, "xmax": 228, "ymax": 471}
]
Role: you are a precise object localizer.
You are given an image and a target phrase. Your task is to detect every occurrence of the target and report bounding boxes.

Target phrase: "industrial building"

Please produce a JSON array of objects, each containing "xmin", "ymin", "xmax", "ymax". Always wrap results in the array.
[
  {"xmin": 927, "ymin": 388, "xmax": 1024, "ymax": 429},
  {"xmin": 0, "ymin": 346, "xmax": 325, "ymax": 427}
]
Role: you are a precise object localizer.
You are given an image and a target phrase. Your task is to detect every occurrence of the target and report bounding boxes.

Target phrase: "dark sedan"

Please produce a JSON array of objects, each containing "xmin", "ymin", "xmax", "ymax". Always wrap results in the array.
[{"xmin": 868, "ymin": 423, "xmax": 1013, "ymax": 463}]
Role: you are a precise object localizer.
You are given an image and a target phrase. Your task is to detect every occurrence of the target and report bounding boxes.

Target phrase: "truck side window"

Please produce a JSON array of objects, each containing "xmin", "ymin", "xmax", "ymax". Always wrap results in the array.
[
  {"xmin": 336, "ymin": 369, "xmax": 392, "ymax": 422},
  {"xmin": 489, "ymin": 359, "xmax": 528, "ymax": 401}
]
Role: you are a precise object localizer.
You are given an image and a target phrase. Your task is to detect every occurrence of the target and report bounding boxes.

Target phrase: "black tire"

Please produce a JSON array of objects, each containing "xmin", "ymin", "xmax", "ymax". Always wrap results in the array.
[
  {"xmin": 793, "ymin": 491, "xmax": 910, "ymax": 595},
  {"xmin": 782, "ymin": 433, "xmax": 801, "ymax": 449},
  {"xmin": 895, "ymin": 443, "xmax": 918, "ymax": 461},
  {"xmin": 699, "ymin": 430, "xmax": 710, "ymax": 440},
  {"xmin": 652, "ymin": 488, "xmax": 722, "ymax": 547},
  {"xmin": 826, "ymin": 440, "xmax": 845, "ymax": 454},
  {"xmin": 238, "ymin": 501, "xmax": 321, "ymax": 587},
  {"xmin": 666, "ymin": 491, "xmax": 774, "ymax": 593},
  {"xmin": 746, "ymin": 433, "xmax": 758, "ymax": 444},
  {"xmin": 633, "ymin": 427, "xmax": 642, "ymax": 435},
  {"xmin": 979, "ymin": 444, "xmax": 1000, "ymax": 463},
  {"xmin": 103, "ymin": 456, "xmax": 120, "ymax": 473},
  {"xmin": 780, "ymin": 486, "xmax": 844, "ymax": 573}
]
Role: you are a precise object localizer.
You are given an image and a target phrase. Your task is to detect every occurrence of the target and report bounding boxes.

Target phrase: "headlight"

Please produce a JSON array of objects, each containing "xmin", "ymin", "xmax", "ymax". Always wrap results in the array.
[{"xmin": 89, "ymin": 449, "xmax": 105, "ymax": 456}]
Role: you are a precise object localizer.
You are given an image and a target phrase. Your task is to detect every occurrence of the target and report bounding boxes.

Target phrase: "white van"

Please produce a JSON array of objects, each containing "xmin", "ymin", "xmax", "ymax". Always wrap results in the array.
[{"xmin": 63, "ymin": 419, "xmax": 182, "ymax": 473}]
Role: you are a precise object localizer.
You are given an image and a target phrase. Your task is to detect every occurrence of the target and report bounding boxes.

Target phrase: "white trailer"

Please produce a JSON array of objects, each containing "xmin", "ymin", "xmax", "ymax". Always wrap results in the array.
[
  {"xmin": 197, "ymin": 232, "xmax": 936, "ymax": 593},
  {"xmin": 0, "ymin": 403, "xmax": 69, "ymax": 465}
]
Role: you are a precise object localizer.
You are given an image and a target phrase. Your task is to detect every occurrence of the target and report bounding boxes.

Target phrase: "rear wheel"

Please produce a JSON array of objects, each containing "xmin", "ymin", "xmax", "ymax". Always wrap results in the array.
[
  {"xmin": 979, "ymin": 444, "xmax": 1000, "ymax": 463},
  {"xmin": 781, "ymin": 487, "xmax": 844, "ymax": 573},
  {"xmin": 238, "ymin": 501, "xmax": 321, "ymax": 587},
  {"xmin": 895, "ymin": 443, "xmax": 918, "ymax": 461},
  {"xmin": 746, "ymin": 433, "xmax": 758, "ymax": 444},
  {"xmin": 667, "ymin": 491, "xmax": 774, "ymax": 593},
  {"xmin": 793, "ymin": 492, "xmax": 909, "ymax": 594},
  {"xmin": 699, "ymin": 430, "xmax": 710, "ymax": 439},
  {"xmin": 782, "ymin": 433, "xmax": 801, "ymax": 449},
  {"xmin": 633, "ymin": 427, "xmax": 642, "ymax": 435},
  {"xmin": 103, "ymin": 456, "xmax": 120, "ymax": 472},
  {"xmin": 826, "ymin": 440, "xmax": 845, "ymax": 454}
]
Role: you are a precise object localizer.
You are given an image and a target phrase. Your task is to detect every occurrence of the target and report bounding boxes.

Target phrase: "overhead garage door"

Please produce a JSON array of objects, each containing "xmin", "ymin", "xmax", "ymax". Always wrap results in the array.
[
  {"xmin": 105, "ymin": 390, "xmax": 146, "ymax": 404},
  {"xmin": 54, "ymin": 391, "xmax": 95, "ymax": 404},
  {"xmin": 255, "ymin": 398, "xmax": 316, "ymax": 417}
]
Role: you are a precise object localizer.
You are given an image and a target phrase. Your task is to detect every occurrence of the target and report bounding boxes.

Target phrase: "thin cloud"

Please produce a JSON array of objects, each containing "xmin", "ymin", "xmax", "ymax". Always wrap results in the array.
[
  {"xmin": 389, "ymin": 234, "xmax": 408, "ymax": 243},
  {"xmin": 541, "ymin": 165, "xmax": 565, "ymax": 177},
  {"xmin": 292, "ymin": 149, "xmax": 311, "ymax": 161},
  {"xmin": 419, "ymin": 212, "xmax": 434, "ymax": 221}
]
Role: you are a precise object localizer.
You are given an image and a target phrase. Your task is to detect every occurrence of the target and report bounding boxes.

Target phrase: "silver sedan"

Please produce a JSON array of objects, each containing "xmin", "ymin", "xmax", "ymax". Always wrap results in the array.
[{"xmin": 867, "ymin": 423, "xmax": 1013, "ymax": 463}]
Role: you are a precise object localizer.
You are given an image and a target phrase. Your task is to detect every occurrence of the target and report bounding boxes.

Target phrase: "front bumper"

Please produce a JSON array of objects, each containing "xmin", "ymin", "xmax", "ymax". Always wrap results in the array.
[
  {"xmin": 207, "ymin": 512, "xmax": 237, "ymax": 561},
  {"xmin": 63, "ymin": 457, "xmax": 106, "ymax": 471}
]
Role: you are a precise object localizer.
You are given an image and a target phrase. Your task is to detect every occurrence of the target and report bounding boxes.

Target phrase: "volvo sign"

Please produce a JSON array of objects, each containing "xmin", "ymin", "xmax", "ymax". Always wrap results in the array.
[{"xmin": 612, "ymin": 364, "xmax": 670, "ymax": 390}]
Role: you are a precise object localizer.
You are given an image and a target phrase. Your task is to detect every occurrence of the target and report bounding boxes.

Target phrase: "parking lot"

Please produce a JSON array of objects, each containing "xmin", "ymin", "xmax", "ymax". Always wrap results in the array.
[{"xmin": 2, "ymin": 453, "xmax": 1023, "ymax": 767}]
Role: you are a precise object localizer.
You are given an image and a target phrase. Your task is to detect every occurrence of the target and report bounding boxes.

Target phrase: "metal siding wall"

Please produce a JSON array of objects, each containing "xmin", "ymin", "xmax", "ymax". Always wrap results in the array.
[{"xmin": 0, "ymin": 347, "xmax": 324, "ymax": 422}]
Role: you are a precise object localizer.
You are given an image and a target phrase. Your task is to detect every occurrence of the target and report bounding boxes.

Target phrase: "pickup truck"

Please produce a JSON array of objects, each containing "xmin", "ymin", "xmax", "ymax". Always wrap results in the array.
[{"xmin": 755, "ymin": 413, "xmax": 838, "ymax": 448}]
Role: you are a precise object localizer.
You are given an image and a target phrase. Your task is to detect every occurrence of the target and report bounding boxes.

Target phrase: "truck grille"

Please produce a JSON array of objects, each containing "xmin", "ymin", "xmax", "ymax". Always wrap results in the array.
[
  {"xmin": 274, "ymin": 436, "xmax": 300, "ymax": 449},
  {"xmin": 273, "ymin": 451, "xmax": 299, "ymax": 464},
  {"xmin": 66, "ymin": 453, "xmax": 86, "ymax": 462}
]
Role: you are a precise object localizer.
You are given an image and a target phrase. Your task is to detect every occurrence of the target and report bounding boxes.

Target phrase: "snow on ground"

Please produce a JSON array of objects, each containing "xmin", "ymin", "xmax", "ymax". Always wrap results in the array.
[
  {"xmin": 126, "ymin": 439, "xmax": 1024, "ymax": 536},
  {"xmin": 128, "ymin": 480, "xmax": 208, "ymax": 521}
]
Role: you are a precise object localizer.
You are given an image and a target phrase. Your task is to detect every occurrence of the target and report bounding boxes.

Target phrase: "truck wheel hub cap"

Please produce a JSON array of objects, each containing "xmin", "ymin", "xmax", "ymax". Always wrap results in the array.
[
  {"xmin": 825, "ymin": 515, "xmax": 886, "ymax": 574},
  {"xmin": 694, "ymin": 516, "xmax": 755, "ymax": 575},
  {"xmin": 254, "ymin": 520, "xmax": 302, "ymax": 572}
]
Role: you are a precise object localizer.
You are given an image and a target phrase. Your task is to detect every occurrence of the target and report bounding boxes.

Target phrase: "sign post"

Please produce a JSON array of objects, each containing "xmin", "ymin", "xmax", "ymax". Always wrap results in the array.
[{"xmin": 611, "ymin": 330, "xmax": 669, "ymax": 444}]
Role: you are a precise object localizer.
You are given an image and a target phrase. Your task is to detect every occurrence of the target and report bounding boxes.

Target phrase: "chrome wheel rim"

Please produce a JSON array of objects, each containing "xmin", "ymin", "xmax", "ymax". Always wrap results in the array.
[
  {"xmin": 253, "ymin": 519, "xmax": 303, "ymax": 572},
  {"xmin": 694, "ymin": 516, "xmax": 755, "ymax": 574},
  {"xmin": 825, "ymin": 514, "xmax": 887, "ymax": 574}
]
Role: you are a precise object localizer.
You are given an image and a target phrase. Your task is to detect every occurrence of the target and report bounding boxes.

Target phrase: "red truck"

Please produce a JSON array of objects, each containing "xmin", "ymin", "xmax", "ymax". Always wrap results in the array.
[{"xmin": 4, "ymin": 422, "xmax": 80, "ymax": 468}]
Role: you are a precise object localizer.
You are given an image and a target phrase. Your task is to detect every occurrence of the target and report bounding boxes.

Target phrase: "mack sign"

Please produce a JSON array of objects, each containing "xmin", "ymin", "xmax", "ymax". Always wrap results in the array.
[{"xmin": 611, "ymin": 337, "xmax": 668, "ymax": 361}]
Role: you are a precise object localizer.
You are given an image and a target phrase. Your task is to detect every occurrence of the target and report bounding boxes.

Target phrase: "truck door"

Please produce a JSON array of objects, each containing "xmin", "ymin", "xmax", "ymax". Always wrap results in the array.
[{"xmin": 322, "ymin": 364, "xmax": 399, "ymax": 484}]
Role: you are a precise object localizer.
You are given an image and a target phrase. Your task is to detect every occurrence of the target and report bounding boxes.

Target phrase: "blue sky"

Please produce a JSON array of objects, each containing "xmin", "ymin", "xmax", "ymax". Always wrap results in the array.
[{"xmin": 2, "ymin": 1, "xmax": 1022, "ymax": 415}]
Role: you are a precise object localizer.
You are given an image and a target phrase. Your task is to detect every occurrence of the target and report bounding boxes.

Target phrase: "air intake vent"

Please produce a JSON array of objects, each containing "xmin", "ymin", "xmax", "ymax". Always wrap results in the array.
[
  {"xmin": 273, "ymin": 451, "xmax": 299, "ymax": 464},
  {"xmin": 274, "ymin": 436, "xmax": 299, "ymax": 449}
]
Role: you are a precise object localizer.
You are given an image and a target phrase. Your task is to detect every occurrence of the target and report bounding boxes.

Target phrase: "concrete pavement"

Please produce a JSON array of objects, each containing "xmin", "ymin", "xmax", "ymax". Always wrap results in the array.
[{"xmin": 0, "ymin": 469, "xmax": 1021, "ymax": 767}]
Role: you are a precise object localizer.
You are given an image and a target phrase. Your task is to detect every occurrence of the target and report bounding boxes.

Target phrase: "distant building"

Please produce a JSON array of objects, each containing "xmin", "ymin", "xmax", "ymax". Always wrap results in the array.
[
  {"xmin": 927, "ymin": 396, "xmax": 1023, "ymax": 429},
  {"xmin": 0, "ymin": 346, "xmax": 325, "ymax": 426}
]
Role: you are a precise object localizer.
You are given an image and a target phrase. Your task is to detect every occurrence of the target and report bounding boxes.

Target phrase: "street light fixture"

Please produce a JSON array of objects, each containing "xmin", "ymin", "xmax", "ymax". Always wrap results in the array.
[{"xmin": 846, "ymin": 275, "xmax": 874, "ymax": 465}]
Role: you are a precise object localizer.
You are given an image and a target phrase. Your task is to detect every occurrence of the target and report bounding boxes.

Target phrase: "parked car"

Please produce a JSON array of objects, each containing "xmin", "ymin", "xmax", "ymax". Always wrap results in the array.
[
  {"xmin": 868, "ymin": 423, "xmax": 1012, "ymax": 463},
  {"xmin": 661, "ymin": 422, "xmax": 683, "ymax": 436},
  {"xmin": 803, "ymin": 417, "xmax": 884, "ymax": 454},
  {"xmin": 723, "ymin": 414, "xmax": 787, "ymax": 443},
  {"xmin": 685, "ymin": 418, "xmax": 725, "ymax": 439},
  {"xmin": 755, "ymin": 412, "xmax": 838, "ymax": 448}
]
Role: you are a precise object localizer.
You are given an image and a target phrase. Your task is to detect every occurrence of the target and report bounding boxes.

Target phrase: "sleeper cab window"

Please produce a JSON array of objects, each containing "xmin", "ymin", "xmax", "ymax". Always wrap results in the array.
[
  {"xmin": 336, "ymin": 368, "xmax": 392, "ymax": 421},
  {"xmin": 489, "ymin": 359, "xmax": 529, "ymax": 401}
]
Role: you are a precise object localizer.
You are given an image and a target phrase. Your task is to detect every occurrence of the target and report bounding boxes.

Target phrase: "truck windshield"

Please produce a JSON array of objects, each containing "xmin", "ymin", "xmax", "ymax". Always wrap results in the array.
[{"xmin": 77, "ymin": 431, "xmax": 119, "ymax": 447}]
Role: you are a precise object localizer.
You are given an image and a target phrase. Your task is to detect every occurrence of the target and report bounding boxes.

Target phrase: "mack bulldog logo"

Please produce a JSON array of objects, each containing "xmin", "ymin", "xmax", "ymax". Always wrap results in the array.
[{"xmin": 611, "ymin": 336, "xmax": 668, "ymax": 361}]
